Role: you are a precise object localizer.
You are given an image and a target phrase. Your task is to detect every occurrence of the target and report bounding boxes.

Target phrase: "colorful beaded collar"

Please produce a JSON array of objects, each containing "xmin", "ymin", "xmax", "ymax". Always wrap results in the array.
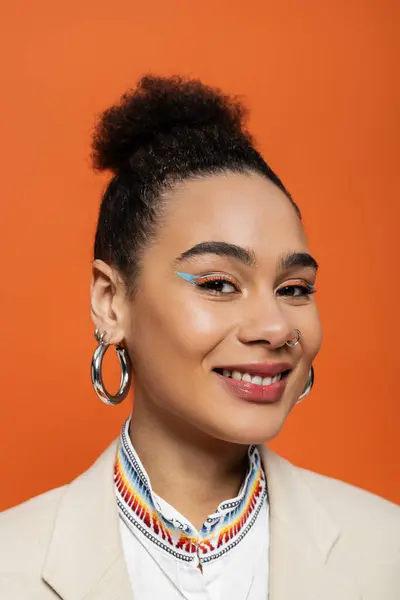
[{"xmin": 115, "ymin": 418, "xmax": 267, "ymax": 563}]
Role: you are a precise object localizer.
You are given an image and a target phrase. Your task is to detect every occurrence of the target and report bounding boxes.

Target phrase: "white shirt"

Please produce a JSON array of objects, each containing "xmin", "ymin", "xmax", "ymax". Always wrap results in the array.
[{"xmin": 115, "ymin": 418, "xmax": 269, "ymax": 600}]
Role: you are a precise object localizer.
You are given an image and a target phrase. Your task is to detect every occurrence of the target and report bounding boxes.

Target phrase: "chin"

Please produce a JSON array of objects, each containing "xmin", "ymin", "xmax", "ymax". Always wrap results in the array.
[{"xmin": 205, "ymin": 407, "xmax": 289, "ymax": 446}]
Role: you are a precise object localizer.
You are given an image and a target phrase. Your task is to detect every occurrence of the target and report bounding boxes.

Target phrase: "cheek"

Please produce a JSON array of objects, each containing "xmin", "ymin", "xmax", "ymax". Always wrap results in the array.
[
  {"xmin": 133, "ymin": 290, "xmax": 234, "ymax": 366},
  {"xmin": 174, "ymin": 300, "xmax": 223, "ymax": 349}
]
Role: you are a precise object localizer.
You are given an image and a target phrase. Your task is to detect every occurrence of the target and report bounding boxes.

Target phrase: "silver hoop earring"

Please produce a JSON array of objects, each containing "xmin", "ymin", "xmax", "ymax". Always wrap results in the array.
[
  {"xmin": 286, "ymin": 328, "xmax": 302, "ymax": 347},
  {"xmin": 91, "ymin": 328, "xmax": 132, "ymax": 406},
  {"xmin": 296, "ymin": 366, "xmax": 314, "ymax": 404}
]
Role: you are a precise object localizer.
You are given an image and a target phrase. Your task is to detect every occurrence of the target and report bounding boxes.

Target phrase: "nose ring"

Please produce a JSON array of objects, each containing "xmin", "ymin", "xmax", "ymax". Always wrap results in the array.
[{"xmin": 285, "ymin": 328, "xmax": 302, "ymax": 347}]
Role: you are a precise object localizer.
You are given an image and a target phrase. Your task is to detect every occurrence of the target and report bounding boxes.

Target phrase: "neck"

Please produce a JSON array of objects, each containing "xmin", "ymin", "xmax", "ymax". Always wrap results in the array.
[{"xmin": 129, "ymin": 396, "xmax": 250, "ymax": 530}]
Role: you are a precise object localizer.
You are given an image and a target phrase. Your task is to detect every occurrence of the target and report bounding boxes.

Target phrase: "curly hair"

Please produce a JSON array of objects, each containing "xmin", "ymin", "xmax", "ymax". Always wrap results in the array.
[{"xmin": 92, "ymin": 74, "xmax": 298, "ymax": 296}]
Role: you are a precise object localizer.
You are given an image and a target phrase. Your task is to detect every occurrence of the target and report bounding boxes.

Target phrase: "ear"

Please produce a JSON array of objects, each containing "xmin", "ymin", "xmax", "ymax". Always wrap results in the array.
[{"xmin": 90, "ymin": 259, "xmax": 130, "ymax": 344}]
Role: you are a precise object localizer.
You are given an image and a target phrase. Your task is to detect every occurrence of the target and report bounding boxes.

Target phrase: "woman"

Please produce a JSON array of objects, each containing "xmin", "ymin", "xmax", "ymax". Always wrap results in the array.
[{"xmin": 0, "ymin": 75, "xmax": 399, "ymax": 599}]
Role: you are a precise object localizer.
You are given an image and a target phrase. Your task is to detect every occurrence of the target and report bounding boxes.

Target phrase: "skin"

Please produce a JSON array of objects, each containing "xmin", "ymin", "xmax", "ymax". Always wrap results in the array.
[{"xmin": 90, "ymin": 170, "xmax": 322, "ymax": 528}]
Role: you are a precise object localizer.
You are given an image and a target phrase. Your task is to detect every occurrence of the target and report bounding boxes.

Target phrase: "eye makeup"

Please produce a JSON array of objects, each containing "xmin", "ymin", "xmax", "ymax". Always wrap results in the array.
[
  {"xmin": 275, "ymin": 279, "xmax": 317, "ymax": 296},
  {"xmin": 176, "ymin": 271, "xmax": 202, "ymax": 284},
  {"xmin": 176, "ymin": 272, "xmax": 316, "ymax": 298},
  {"xmin": 176, "ymin": 271, "xmax": 240, "ymax": 295},
  {"xmin": 176, "ymin": 271, "xmax": 235, "ymax": 285}
]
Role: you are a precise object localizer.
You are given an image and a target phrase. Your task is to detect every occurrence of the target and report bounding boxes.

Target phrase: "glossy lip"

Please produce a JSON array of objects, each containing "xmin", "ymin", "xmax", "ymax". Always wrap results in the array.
[
  {"xmin": 213, "ymin": 362, "xmax": 292, "ymax": 377},
  {"xmin": 214, "ymin": 370, "xmax": 288, "ymax": 404}
]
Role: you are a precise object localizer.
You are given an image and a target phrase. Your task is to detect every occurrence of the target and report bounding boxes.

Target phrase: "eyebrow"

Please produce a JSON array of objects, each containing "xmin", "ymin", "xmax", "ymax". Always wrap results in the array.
[
  {"xmin": 174, "ymin": 241, "xmax": 318, "ymax": 272},
  {"xmin": 278, "ymin": 251, "xmax": 319, "ymax": 272},
  {"xmin": 174, "ymin": 241, "xmax": 257, "ymax": 267}
]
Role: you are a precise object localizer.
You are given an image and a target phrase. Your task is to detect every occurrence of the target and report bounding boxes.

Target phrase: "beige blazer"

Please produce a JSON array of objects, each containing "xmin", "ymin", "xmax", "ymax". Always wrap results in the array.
[{"xmin": 0, "ymin": 440, "xmax": 399, "ymax": 600}]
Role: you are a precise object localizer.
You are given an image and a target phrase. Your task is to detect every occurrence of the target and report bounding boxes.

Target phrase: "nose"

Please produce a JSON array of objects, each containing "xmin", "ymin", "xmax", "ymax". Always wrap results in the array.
[{"xmin": 236, "ymin": 295, "xmax": 295, "ymax": 350}]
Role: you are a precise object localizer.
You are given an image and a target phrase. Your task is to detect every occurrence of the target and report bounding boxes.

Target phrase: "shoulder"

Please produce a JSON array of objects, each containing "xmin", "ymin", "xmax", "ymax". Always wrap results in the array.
[
  {"xmin": 1, "ymin": 483, "xmax": 64, "ymax": 524},
  {"xmin": 0, "ymin": 486, "xmax": 66, "ymax": 558},
  {"xmin": 290, "ymin": 455, "xmax": 400, "ymax": 564},
  {"xmin": 262, "ymin": 446, "xmax": 400, "ymax": 558},
  {"xmin": 298, "ymin": 463, "xmax": 400, "ymax": 531},
  {"xmin": 262, "ymin": 446, "xmax": 400, "ymax": 596},
  {"xmin": 0, "ymin": 486, "xmax": 66, "ymax": 597},
  {"xmin": 264, "ymin": 446, "xmax": 399, "ymax": 527},
  {"xmin": 0, "ymin": 440, "xmax": 119, "ymax": 597},
  {"xmin": 297, "ymin": 465, "xmax": 400, "ymax": 595}
]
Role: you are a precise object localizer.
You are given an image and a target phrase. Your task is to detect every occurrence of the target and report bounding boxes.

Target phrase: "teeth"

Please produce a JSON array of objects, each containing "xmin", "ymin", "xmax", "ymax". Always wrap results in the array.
[{"xmin": 218, "ymin": 369, "xmax": 284, "ymax": 386}]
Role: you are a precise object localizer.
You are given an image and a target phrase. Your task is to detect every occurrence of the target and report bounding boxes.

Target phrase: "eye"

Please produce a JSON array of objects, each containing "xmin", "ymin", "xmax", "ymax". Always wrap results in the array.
[
  {"xmin": 189, "ymin": 273, "xmax": 240, "ymax": 295},
  {"xmin": 276, "ymin": 280, "xmax": 316, "ymax": 298}
]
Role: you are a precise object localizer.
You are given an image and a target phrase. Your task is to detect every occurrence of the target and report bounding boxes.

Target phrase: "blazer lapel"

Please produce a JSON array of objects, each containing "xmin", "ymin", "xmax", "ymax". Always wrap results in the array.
[
  {"xmin": 42, "ymin": 440, "xmax": 132, "ymax": 600},
  {"xmin": 259, "ymin": 446, "xmax": 361, "ymax": 600}
]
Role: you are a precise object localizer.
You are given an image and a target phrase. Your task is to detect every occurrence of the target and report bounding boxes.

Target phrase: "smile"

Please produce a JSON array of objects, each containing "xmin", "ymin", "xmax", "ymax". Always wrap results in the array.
[
  {"xmin": 212, "ymin": 363, "xmax": 292, "ymax": 404},
  {"xmin": 213, "ymin": 368, "xmax": 289, "ymax": 387}
]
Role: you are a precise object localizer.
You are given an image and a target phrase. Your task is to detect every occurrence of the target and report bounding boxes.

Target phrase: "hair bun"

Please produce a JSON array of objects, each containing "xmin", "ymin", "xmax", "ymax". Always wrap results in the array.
[{"xmin": 92, "ymin": 74, "xmax": 250, "ymax": 173}]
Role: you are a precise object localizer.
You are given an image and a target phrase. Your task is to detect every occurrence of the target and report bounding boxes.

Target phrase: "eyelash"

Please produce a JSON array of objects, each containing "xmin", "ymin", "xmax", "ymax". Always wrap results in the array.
[
  {"xmin": 276, "ymin": 282, "xmax": 316, "ymax": 298},
  {"xmin": 189, "ymin": 274, "xmax": 317, "ymax": 297},
  {"xmin": 193, "ymin": 273, "xmax": 239, "ymax": 294}
]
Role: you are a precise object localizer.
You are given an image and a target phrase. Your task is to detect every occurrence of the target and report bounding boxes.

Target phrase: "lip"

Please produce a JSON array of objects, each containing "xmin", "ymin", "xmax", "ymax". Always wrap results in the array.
[
  {"xmin": 214, "ymin": 370, "xmax": 288, "ymax": 404},
  {"xmin": 213, "ymin": 362, "xmax": 292, "ymax": 377}
]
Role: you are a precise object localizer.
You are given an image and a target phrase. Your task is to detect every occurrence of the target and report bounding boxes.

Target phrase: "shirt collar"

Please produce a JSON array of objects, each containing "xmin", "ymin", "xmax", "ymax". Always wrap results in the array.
[{"xmin": 115, "ymin": 417, "xmax": 267, "ymax": 563}]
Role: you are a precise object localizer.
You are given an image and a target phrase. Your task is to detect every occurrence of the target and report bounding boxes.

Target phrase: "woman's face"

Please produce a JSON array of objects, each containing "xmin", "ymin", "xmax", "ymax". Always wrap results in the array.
[{"xmin": 120, "ymin": 171, "xmax": 322, "ymax": 444}]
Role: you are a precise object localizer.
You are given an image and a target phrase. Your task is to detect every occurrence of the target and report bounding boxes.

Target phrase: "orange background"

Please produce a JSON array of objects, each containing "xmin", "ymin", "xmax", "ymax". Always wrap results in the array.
[{"xmin": 0, "ymin": 0, "xmax": 399, "ymax": 511}]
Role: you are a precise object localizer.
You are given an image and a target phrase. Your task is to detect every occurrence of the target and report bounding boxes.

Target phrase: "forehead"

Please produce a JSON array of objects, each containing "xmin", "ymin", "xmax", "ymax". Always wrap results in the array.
[{"xmin": 156, "ymin": 171, "xmax": 308, "ymax": 263}]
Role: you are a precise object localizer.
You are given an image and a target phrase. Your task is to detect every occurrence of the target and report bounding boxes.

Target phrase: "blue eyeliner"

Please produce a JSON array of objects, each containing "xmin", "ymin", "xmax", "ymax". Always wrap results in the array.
[
  {"xmin": 176, "ymin": 271, "xmax": 223, "ymax": 284},
  {"xmin": 176, "ymin": 271, "xmax": 198, "ymax": 283}
]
